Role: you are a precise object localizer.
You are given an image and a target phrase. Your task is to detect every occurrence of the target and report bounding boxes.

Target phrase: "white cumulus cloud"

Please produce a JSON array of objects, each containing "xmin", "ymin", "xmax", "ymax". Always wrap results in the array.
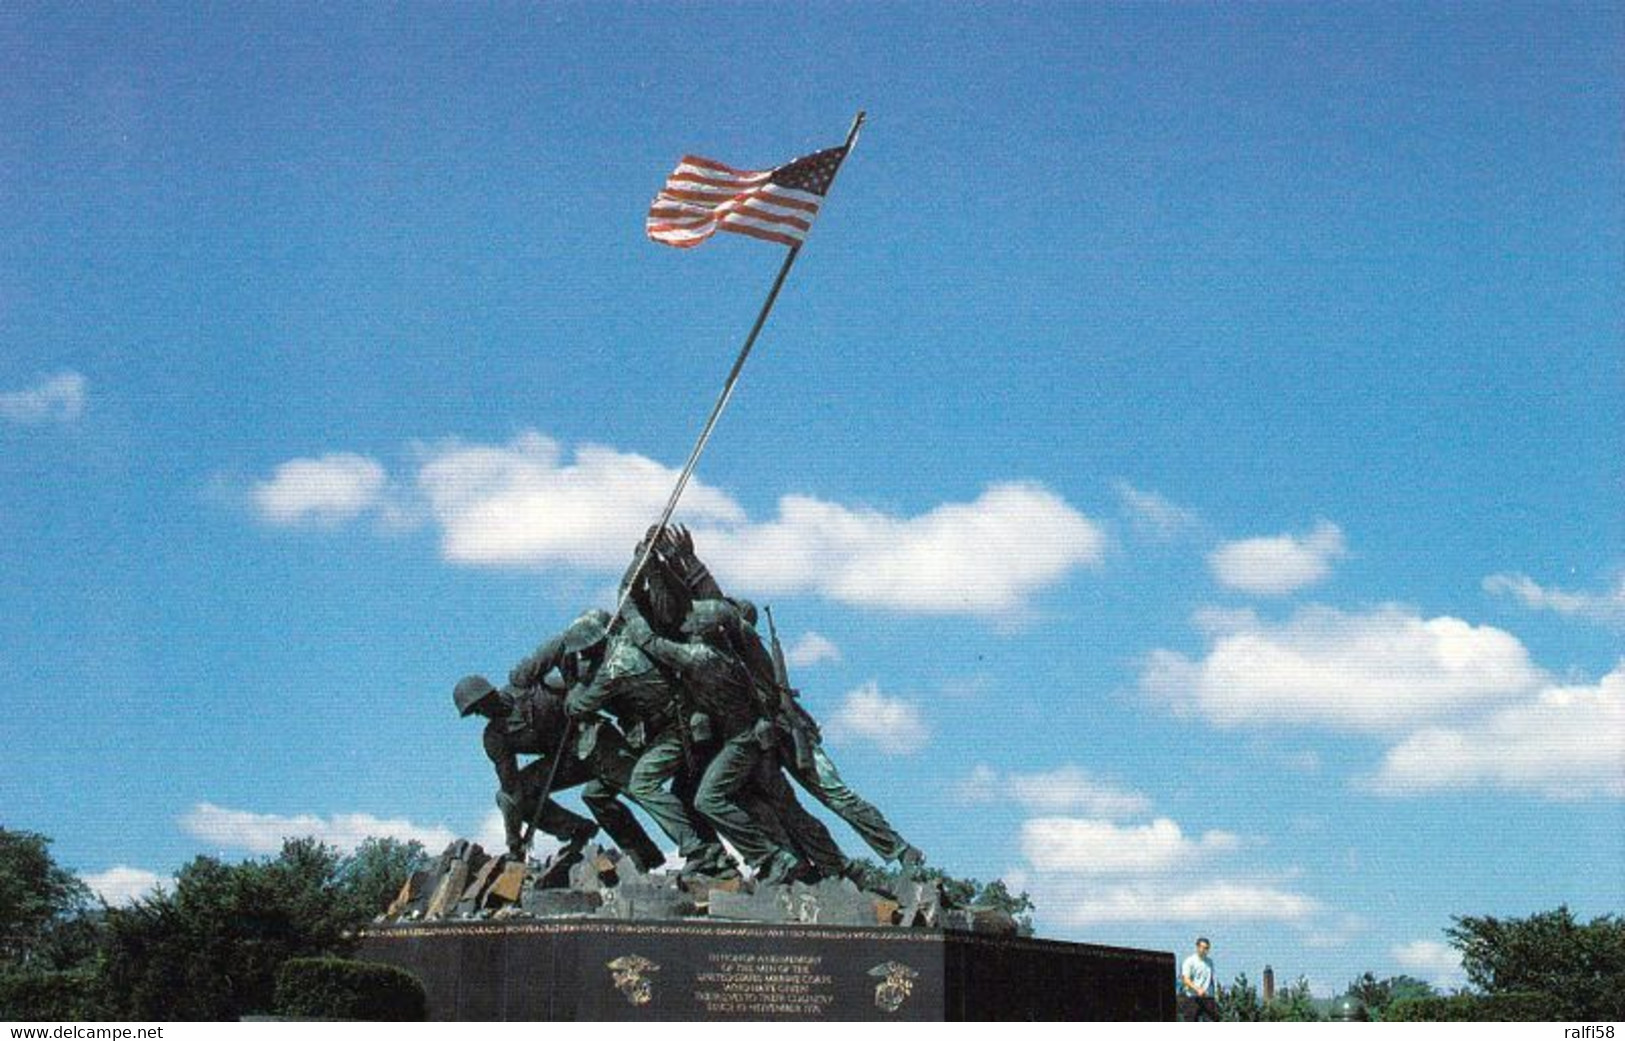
[
  {"xmin": 179, "ymin": 802, "xmax": 459, "ymax": 855},
  {"xmin": 1009, "ymin": 811, "xmax": 1325, "ymax": 931},
  {"xmin": 1366, "ymin": 664, "xmax": 1625, "ymax": 798},
  {"xmin": 784, "ymin": 632, "xmax": 842, "ymax": 668},
  {"xmin": 699, "ymin": 481, "xmax": 1104, "ymax": 616},
  {"xmin": 1484, "ymin": 572, "xmax": 1625, "ymax": 628},
  {"xmin": 1209, "ymin": 520, "xmax": 1347, "ymax": 596},
  {"xmin": 1035, "ymin": 877, "xmax": 1321, "ymax": 927},
  {"xmin": 416, "ymin": 433, "xmax": 745, "ymax": 570},
  {"xmin": 958, "ymin": 764, "xmax": 1152, "ymax": 818},
  {"xmin": 1392, "ymin": 939, "xmax": 1465, "ymax": 989},
  {"xmin": 80, "ymin": 866, "xmax": 166, "ymax": 906},
  {"xmin": 0, "ymin": 370, "xmax": 86, "ymax": 424},
  {"xmin": 252, "ymin": 453, "xmax": 389, "ymax": 526},
  {"xmin": 822, "ymin": 682, "xmax": 930, "ymax": 755},
  {"xmin": 1021, "ymin": 817, "xmax": 1240, "ymax": 875},
  {"xmin": 1141, "ymin": 604, "xmax": 1544, "ymax": 732},
  {"xmin": 252, "ymin": 431, "xmax": 1103, "ymax": 617}
]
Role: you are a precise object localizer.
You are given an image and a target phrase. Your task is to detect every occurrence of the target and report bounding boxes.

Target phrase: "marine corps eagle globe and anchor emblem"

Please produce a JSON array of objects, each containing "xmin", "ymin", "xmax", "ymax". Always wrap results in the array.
[
  {"xmin": 606, "ymin": 954, "xmax": 660, "ymax": 1007},
  {"xmin": 868, "ymin": 961, "xmax": 919, "ymax": 1012}
]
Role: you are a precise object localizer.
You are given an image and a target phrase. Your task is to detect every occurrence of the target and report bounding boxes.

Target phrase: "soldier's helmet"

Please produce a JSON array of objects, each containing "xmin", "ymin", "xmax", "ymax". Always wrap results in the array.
[
  {"xmin": 453, "ymin": 674, "xmax": 498, "ymax": 717},
  {"xmin": 562, "ymin": 609, "xmax": 612, "ymax": 653},
  {"xmin": 728, "ymin": 598, "xmax": 759, "ymax": 627},
  {"xmin": 682, "ymin": 599, "xmax": 741, "ymax": 639}
]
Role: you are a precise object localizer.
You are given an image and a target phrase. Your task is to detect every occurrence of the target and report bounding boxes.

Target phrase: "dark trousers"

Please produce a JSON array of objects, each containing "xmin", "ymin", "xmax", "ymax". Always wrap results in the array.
[
  {"xmin": 749, "ymin": 755, "xmax": 848, "ymax": 877},
  {"xmin": 1180, "ymin": 994, "xmax": 1221, "ymax": 1022},
  {"xmin": 624, "ymin": 729, "xmax": 719, "ymax": 859},
  {"xmin": 515, "ymin": 730, "xmax": 662, "ymax": 868},
  {"xmin": 784, "ymin": 743, "xmax": 909, "ymax": 861},
  {"xmin": 693, "ymin": 734, "xmax": 785, "ymax": 867}
]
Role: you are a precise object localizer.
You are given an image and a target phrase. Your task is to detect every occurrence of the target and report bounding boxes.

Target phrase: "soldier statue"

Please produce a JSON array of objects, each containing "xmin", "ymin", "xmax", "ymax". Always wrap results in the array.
[
  {"xmin": 761, "ymin": 606, "xmax": 925, "ymax": 871},
  {"xmin": 645, "ymin": 529, "xmax": 926, "ymax": 871},
  {"xmin": 453, "ymin": 672, "xmax": 664, "ymax": 873},
  {"xmin": 624, "ymin": 601, "xmax": 816, "ymax": 884},
  {"xmin": 539, "ymin": 599, "xmax": 738, "ymax": 881},
  {"xmin": 456, "ymin": 524, "xmax": 923, "ymax": 886}
]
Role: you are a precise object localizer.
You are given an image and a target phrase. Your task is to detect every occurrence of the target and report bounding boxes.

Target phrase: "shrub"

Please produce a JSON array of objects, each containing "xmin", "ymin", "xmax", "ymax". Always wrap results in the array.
[
  {"xmin": 1260, "ymin": 976, "xmax": 1322, "ymax": 1021},
  {"xmin": 0, "ymin": 968, "xmax": 108, "ymax": 1021},
  {"xmin": 1386, "ymin": 991, "xmax": 1563, "ymax": 1022},
  {"xmin": 102, "ymin": 839, "xmax": 356, "ymax": 1019},
  {"xmin": 273, "ymin": 957, "xmax": 426, "ymax": 1021}
]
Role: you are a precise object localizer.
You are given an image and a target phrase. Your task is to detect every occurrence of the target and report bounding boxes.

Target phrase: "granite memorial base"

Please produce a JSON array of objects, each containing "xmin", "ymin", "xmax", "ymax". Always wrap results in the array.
[{"xmin": 358, "ymin": 918, "xmax": 1175, "ymax": 1021}]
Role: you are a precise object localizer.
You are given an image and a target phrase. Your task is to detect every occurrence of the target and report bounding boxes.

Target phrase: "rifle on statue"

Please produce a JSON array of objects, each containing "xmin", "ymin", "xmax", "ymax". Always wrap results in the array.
[{"xmin": 765, "ymin": 605, "xmax": 819, "ymax": 775}]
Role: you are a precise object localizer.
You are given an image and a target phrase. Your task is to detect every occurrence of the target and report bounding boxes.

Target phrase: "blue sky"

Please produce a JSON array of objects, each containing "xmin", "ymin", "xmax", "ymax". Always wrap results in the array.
[{"xmin": 2, "ymin": 1, "xmax": 1621, "ymax": 997}]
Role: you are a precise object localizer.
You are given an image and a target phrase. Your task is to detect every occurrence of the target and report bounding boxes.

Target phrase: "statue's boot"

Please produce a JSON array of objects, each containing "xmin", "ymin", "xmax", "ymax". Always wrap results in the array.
[
  {"xmin": 624, "ymin": 841, "xmax": 666, "ymax": 874},
  {"xmin": 756, "ymin": 848, "xmax": 812, "ymax": 887},
  {"xmin": 843, "ymin": 859, "xmax": 896, "ymax": 897},
  {"xmin": 536, "ymin": 822, "xmax": 599, "ymax": 888},
  {"xmin": 679, "ymin": 842, "xmax": 740, "ymax": 881}
]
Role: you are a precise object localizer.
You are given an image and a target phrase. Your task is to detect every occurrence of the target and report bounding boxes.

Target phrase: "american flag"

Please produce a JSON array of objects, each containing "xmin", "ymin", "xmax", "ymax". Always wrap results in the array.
[{"xmin": 646, "ymin": 145, "xmax": 848, "ymax": 250}]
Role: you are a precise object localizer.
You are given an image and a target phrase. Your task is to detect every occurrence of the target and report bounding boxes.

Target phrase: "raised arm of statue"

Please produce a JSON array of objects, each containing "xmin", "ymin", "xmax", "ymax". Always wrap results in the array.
[
  {"xmin": 628, "ymin": 615, "xmax": 721, "ymax": 676},
  {"xmin": 660, "ymin": 525, "xmax": 724, "ymax": 600},
  {"xmin": 510, "ymin": 635, "xmax": 567, "ymax": 690}
]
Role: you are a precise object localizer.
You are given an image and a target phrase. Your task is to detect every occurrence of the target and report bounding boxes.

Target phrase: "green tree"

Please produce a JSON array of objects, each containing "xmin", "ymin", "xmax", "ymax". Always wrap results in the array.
[
  {"xmin": 972, "ymin": 878, "xmax": 1035, "ymax": 921},
  {"xmin": 102, "ymin": 837, "xmax": 358, "ymax": 1020},
  {"xmin": 1, "ymin": 830, "xmax": 433, "ymax": 1020},
  {"xmin": 1347, "ymin": 971, "xmax": 1436, "ymax": 1021},
  {"xmin": 0, "ymin": 828, "xmax": 108, "ymax": 1020},
  {"xmin": 1261, "ymin": 975, "xmax": 1322, "ymax": 1022},
  {"xmin": 1387, "ymin": 974, "xmax": 1436, "ymax": 1006},
  {"xmin": 0, "ymin": 828, "xmax": 92, "ymax": 969},
  {"xmin": 336, "ymin": 837, "xmax": 428, "ymax": 922},
  {"xmin": 1386, "ymin": 991, "xmax": 1563, "ymax": 1022},
  {"xmin": 1448, "ymin": 906, "xmax": 1625, "ymax": 1020},
  {"xmin": 1217, "ymin": 971, "xmax": 1262, "ymax": 1022}
]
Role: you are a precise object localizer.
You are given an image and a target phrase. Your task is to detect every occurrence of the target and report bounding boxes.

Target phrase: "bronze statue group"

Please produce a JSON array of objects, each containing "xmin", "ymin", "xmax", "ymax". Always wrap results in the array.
[{"xmin": 454, "ymin": 525, "xmax": 923, "ymax": 887}]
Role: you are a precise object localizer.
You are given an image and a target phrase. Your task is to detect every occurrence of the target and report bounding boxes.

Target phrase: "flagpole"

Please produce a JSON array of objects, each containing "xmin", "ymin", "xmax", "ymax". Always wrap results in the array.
[
  {"xmin": 611, "ymin": 109, "xmax": 867, "ymax": 625},
  {"xmin": 519, "ymin": 113, "xmax": 866, "ymax": 856}
]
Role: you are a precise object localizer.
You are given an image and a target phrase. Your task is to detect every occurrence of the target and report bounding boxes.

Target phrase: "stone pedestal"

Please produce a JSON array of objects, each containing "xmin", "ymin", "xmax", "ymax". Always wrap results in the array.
[{"xmin": 358, "ymin": 918, "xmax": 1175, "ymax": 1021}]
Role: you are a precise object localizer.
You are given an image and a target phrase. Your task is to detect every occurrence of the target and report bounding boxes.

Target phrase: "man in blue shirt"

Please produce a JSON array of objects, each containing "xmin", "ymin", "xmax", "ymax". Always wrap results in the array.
[{"xmin": 1180, "ymin": 936, "xmax": 1220, "ymax": 1021}]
